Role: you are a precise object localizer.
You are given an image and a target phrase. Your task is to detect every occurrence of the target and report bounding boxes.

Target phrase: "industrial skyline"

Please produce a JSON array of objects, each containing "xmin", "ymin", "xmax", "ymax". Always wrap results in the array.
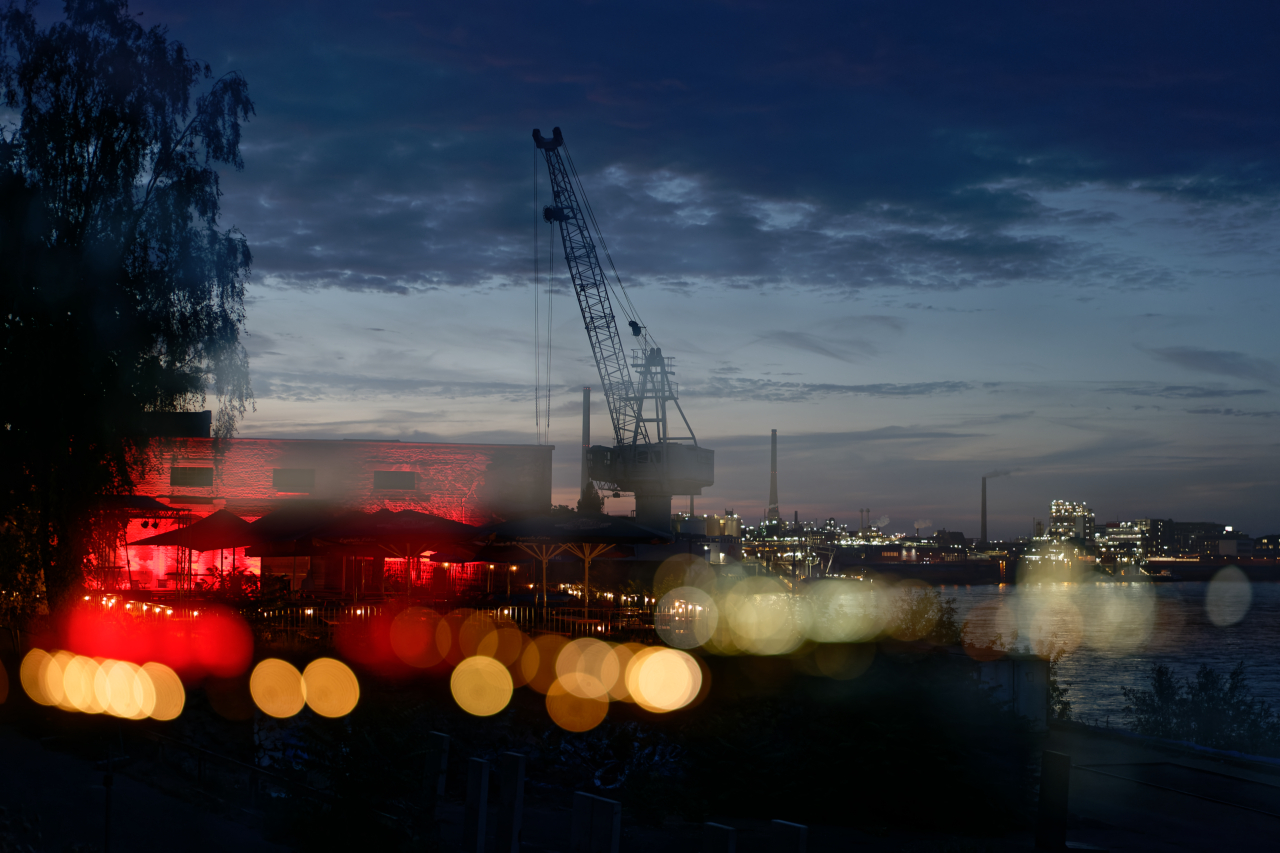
[{"xmin": 123, "ymin": 1, "xmax": 1280, "ymax": 537}]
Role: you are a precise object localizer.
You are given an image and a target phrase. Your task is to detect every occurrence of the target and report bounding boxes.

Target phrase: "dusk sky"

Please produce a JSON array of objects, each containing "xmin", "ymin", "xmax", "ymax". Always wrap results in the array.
[{"xmin": 120, "ymin": 1, "xmax": 1278, "ymax": 538}]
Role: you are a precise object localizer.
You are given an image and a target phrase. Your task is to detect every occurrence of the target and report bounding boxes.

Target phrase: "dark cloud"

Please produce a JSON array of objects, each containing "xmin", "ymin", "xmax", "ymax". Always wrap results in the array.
[
  {"xmin": 747, "ymin": 330, "xmax": 875, "ymax": 363},
  {"xmin": 714, "ymin": 425, "xmax": 981, "ymax": 450},
  {"xmin": 1099, "ymin": 383, "xmax": 1266, "ymax": 399},
  {"xmin": 254, "ymin": 371, "xmax": 534, "ymax": 403},
  {"xmin": 691, "ymin": 378, "xmax": 971, "ymax": 403},
  {"xmin": 125, "ymin": 0, "xmax": 1280, "ymax": 299},
  {"xmin": 1145, "ymin": 347, "xmax": 1280, "ymax": 388},
  {"xmin": 1187, "ymin": 408, "xmax": 1280, "ymax": 419}
]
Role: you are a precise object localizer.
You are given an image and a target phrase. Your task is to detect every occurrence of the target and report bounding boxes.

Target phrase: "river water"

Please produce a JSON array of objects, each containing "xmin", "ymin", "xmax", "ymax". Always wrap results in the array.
[{"xmin": 940, "ymin": 578, "xmax": 1280, "ymax": 724}]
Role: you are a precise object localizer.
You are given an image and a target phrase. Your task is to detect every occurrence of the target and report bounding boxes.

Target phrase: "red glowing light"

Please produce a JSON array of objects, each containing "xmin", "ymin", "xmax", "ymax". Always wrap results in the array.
[
  {"xmin": 334, "ymin": 610, "xmax": 405, "ymax": 675},
  {"xmin": 60, "ymin": 602, "xmax": 252, "ymax": 681},
  {"xmin": 191, "ymin": 606, "xmax": 254, "ymax": 678}
]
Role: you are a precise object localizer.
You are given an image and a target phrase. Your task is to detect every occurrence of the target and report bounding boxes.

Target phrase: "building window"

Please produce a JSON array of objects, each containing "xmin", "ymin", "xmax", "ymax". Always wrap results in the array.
[
  {"xmin": 169, "ymin": 467, "xmax": 213, "ymax": 488},
  {"xmin": 373, "ymin": 470, "xmax": 416, "ymax": 490},
  {"xmin": 273, "ymin": 468, "xmax": 315, "ymax": 493}
]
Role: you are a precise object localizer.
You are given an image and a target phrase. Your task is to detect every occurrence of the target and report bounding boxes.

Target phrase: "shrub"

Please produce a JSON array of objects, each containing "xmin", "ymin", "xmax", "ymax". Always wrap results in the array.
[{"xmin": 1121, "ymin": 661, "xmax": 1280, "ymax": 754}]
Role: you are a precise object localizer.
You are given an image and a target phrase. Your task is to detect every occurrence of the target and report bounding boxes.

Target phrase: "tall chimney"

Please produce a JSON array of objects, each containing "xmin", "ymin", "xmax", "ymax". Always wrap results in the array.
[
  {"xmin": 767, "ymin": 429, "xmax": 781, "ymax": 520},
  {"xmin": 580, "ymin": 386, "xmax": 590, "ymax": 506},
  {"xmin": 981, "ymin": 476, "xmax": 988, "ymax": 544}
]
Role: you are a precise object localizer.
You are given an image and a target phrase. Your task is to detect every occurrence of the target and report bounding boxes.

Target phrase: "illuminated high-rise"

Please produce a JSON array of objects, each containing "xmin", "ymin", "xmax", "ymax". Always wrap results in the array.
[{"xmin": 1048, "ymin": 499, "xmax": 1094, "ymax": 540}]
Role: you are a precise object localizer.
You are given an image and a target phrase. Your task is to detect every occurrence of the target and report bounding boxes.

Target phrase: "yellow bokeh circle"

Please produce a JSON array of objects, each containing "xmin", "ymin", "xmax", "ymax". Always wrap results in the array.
[
  {"xmin": 627, "ymin": 647, "xmax": 701, "ymax": 713},
  {"xmin": 555, "ymin": 638, "xmax": 617, "ymax": 700},
  {"xmin": 545, "ymin": 681, "xmax": 609, "ymax": 732},
  {"xmin": 20, "ymin": 649, "xmax": 53, "ymax": 706},
  {"xmin": 250, "ymin": 658, "xmax": 306, "ymax": 718},
  {"xmin": 450, "ymin": 655, "xmax": 514, "ymax": 717},
  {"xmin": 302, "ymin": 658, "xmax": 360, "ymax": 718},
  {"xmin": 142, "ymin": 662, "xmax": 185, "ymax": 721}
]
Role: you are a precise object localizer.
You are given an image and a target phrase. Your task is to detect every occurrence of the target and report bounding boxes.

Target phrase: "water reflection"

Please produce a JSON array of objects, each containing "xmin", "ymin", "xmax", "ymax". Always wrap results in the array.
[{"xmin": 946, "ymin": 579, "xmax": 1280, "ymax": 722}]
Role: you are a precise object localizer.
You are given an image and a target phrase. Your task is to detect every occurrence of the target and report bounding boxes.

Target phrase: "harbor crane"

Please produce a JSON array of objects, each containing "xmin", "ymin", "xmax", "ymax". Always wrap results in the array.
[{"xmin": 533, "ymin": 127, "xmax": 713, "ymax": 532}]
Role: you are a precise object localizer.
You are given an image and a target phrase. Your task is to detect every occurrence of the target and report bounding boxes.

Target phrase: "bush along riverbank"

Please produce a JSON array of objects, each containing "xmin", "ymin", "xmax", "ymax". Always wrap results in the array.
[{"xmin": 1120, "ymin": 661, "xmax": 1280, "ymax": 757}]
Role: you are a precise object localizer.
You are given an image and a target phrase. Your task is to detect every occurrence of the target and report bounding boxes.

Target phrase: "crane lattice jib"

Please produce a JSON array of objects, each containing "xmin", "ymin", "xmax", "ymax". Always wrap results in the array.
[{"xmin": 534, "ymin": 127, "xmax": 649, "ymax": 448}]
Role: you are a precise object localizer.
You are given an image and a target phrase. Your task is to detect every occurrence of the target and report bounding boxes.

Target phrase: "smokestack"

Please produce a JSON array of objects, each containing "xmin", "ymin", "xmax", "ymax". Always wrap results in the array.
[
  {"xmin": 767, "ymin": 429, "xmax": 780, "ymax": 520},
  {"xmin": 981, "ymin": 476, "xmax": 988, "ymax": 544},
  {"xmin": 580, "ymin": 386, "xmax": 590, "ymax": 505}
]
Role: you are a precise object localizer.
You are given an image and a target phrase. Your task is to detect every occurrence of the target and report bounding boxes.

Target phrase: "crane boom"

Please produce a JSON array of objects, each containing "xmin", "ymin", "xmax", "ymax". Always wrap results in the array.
[
  {"xmin": 533, "ymin": 127, "xmax": 648, "ymax": 448},
  {"xmin": 533, "ymin": 127, "xmax": 713, "ymax": 532}
]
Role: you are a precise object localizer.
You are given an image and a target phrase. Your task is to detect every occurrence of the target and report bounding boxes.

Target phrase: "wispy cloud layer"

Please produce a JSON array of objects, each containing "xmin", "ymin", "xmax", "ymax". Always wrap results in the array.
[{"xmin": 1146, "ymin": 347, "xmax": 1280, "ymax": 388}]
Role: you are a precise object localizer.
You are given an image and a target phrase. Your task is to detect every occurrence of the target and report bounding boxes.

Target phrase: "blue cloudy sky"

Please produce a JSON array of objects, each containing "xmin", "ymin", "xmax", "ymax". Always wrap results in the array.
[{"xmin": 124, "ymin": 0, "xmax": 1278, "ymax": 537}]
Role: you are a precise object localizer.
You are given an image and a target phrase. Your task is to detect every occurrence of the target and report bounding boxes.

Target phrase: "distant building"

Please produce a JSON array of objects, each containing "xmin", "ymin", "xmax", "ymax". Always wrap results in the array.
[
  {"xmin": 1048, "ymin": 500, "xmax": 1094, "ymax": 541},
  {"xmin": 1095, "ymin": 520, "xmax": 1146, "ymax": 560},
  {"xmin": 1213, "ymin": 537, "xmax": 1254, "ymax": 557},
  {"xmin": 108, "ymin": 427, "xmax": 552, "ymax": 592}
]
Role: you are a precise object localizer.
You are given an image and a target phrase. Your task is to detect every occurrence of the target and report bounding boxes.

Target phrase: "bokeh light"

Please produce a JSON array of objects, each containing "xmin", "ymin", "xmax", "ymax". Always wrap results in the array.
[
  {"xmin": 885, "ymin": 580, "xmax": 939, "ymax": 642},
  {"xmin": 656, "ymin": 586, "xmax": 718, "ymax": 649},
  {"xmin": 804, "ymin": 579, "xmax": 881, "ymax": 643},
  {"xmin": 47, "ymin": 650, "xmax": 76, "ymax": 710},
  {"xmin": 250, "ymin": 658, "xmax": 306, "ymax": 718},
  {"xmin": 390, "ymin": 607, "xmax": 444, "ymax": 668},
  {"xmin": 1206, "ymin": 565, "xmax": 1252, "ymax": 627},
  {"xmin": 520, "ymin": 634, "xmax": 568, "ymax": 694},
  {"xmin": 555, "ymin": 638, "xmax": 616, "ymax": 700},
  {"xmin": 961, "ymin": 600, "xmax": 1019, "ymax": 661},
  {"xmin": 63, "ymin": 655, "xmax": 105, "ymax": 714},
  {"xmin": 190, "ymin": 607, "xmax": 254, "ymax": 678},
  {"xmin": 141, "ymin": 662, "xmax": 185, "ymax": 721},
  {"xmin": 1024, "ymin": 597, "xmax": 1084, "ymax": 658},
  {"xmin": 20, "ymin": 649, "xmax": 52, "ymax": 706},
  {"xmin": 303, "ymin": 657, "xmax": 360, "ymax": 718},
  {"xmin": 102, "ymin": 660, "xmax": 148, "ymax": 719},
  {"xmin": 22, "ymin": 647, "xmax": 183, "ymax": 720},
  {"xmin": 458, "ymin": 611, "xmax": 497, "ymax": 659},
  {"xmin": 723, "ymin": 576, "xmax": 806, "ymax": 655},
  {"xmin": 1082, "ymin": 580, "xmax": 1155, "ymax": 655},
  {"xmin": 627, "ymin": 647, "xmax": 701, "ymax": 713},
  {"xmin": 450, "ymin": 655, "xmax": 513, "ymax": 717},
  {"xmin": 334, "ymin": 610, "xmax": 400, "ymax": 673},
  {"xmin": 608, "ymin": 643, "xmax": 644, "ymax": 701},
  {"xmin": 439, "ymin": 609, "xmax": 475, "ymax": 666},
  {"xmin": 654, "ymin": 554, "xmax": 716, "ymax": 596},
  {"xmin": 545, "ymin": 680, "xmax": 609, "ymax": 732},
  {"xmin": 476, "ymin": 621, "xmax": 525, "ymax": 667}
]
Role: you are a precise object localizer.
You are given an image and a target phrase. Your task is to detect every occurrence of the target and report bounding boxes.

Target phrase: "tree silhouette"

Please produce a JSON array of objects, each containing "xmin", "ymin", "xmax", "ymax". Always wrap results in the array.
[
  {"xmin": 0, "ymin": 0, "xmax": 254, "ymax": 608},
  {"xmin": 577, "ymin": 481, "xmax": 605, "ymax": 515}
]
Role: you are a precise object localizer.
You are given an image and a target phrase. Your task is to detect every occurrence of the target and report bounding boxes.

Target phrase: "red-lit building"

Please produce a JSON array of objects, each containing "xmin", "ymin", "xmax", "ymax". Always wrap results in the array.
[{"xmin": 115, "ymin": 433, "xmax": 552, "ymax": 593}]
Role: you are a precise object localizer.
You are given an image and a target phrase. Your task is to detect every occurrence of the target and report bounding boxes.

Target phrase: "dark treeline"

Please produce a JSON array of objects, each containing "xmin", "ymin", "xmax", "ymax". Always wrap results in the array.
[{"xmin": 0, "ymin": 0, "xmax": 253, "ymax": 613}]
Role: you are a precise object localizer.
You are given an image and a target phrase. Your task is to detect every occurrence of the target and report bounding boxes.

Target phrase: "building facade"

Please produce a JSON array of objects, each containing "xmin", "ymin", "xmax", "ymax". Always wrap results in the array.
[
  {"xmin": 114, "ymin": 436, "xmax": 553, "ymax": 591},
  {"xmin": 1048, "ymin": 500, "xmax": 1095, "ymax": 540}
]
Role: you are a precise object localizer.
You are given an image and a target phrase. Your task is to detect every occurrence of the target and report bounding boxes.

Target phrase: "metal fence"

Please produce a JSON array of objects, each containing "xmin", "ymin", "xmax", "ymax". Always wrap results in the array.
[
  {"xmin": 78, "ymin": 591, "xmax": 662, "ymax": 645},
  {"xmin": 476, "ymin": 604, "xmax": 655, "ymax": 639}
]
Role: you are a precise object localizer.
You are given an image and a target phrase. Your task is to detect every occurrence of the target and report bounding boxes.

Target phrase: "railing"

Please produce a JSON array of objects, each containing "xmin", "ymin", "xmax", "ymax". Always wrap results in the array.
[
  {"xmin": 75, "ymin": 591, "xmax": 661, "ymax": 644},
  {"xmin": 477, "ymin": 604, "xmax": 655, "ymax": 639}
]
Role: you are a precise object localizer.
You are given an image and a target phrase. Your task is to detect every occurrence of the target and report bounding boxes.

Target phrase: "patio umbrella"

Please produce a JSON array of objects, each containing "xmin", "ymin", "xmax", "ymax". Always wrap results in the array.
[
  {"xmin": 243, "ymin": 502, "xmax": 344, "ymax": 546},
  {"xmin": 237, "ymin": 503, "xmax": 357, "ymax": 595},
  {"xmin": 129, "ymin": 509, "xmax": 255, "ymax": 551},
  {"xmin": 309, "ymin": 509, "xmax": 483, "ymax": 597},
  {"xmin": 481, "ymin": 515, "xmax": 670, "ymax": 619},
  {"xmin": 129, "ymin": 509, "xmax": 256, "ymax": 593}
]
